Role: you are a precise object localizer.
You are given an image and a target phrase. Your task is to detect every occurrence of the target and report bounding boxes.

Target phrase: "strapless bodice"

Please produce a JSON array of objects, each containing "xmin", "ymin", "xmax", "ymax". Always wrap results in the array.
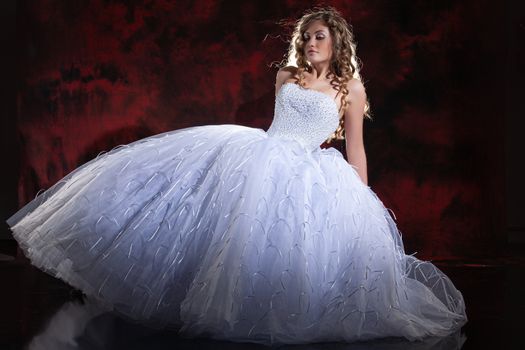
[{"xmin": 266, "ymin": 83, "xmax": 339, "ymax": 150}]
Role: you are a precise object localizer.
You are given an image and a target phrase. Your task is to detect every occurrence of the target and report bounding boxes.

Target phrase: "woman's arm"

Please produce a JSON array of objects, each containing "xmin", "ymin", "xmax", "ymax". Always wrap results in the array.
[{"xmin": 343, "ymin": 79, "xmax": 368, "ymax": 185}]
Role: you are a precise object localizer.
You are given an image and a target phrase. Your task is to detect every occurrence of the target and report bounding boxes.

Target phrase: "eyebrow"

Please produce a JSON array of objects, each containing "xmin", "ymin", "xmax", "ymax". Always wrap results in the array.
[{"xmin": 304, "ymin": 30, "xmax": 327, "ymax": 34}]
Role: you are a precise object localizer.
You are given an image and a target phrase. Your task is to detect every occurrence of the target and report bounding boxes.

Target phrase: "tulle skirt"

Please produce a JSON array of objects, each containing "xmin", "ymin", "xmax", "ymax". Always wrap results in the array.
[{"xmin": 8, "ymin": 124, "xmax": 467, "ymax": 345}]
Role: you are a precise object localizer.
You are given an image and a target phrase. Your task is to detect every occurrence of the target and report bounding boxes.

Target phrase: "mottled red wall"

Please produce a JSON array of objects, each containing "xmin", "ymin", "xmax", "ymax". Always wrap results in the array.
[{"xmin": 11, "ymin": 0, "xmax": 505, "ymax": 258}]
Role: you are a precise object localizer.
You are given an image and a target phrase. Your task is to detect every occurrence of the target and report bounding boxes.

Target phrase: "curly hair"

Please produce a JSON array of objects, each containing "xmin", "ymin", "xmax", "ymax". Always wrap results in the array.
[{"xmin": 282, "ymin": 6, "xmax": 372, "ymax": 142}]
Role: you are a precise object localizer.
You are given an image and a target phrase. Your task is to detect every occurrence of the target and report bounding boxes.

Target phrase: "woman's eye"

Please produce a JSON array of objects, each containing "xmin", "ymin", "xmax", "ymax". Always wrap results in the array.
[{"xmin": 303, "ymin": 35, "xmax": 324, "ymax": 41}]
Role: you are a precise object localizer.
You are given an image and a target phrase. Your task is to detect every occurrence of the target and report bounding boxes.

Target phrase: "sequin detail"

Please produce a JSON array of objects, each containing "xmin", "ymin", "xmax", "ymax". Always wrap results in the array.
[{"xmin": 267, "ymin": 83, "xmax": 339, "ymax": 150}]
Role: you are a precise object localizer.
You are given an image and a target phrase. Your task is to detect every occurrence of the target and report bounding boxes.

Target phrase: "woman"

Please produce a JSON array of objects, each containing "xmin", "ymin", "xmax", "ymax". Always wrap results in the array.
[{"xmin": 7, "ymin": 7, "xmax": 466, "ymax": 346}]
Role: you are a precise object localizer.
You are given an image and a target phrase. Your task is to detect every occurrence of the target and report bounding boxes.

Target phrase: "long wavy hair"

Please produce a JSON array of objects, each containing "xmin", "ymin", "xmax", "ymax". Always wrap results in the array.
[{"xmin": 282, "ymin": 7, "xmax": 372, "ymax": 142}]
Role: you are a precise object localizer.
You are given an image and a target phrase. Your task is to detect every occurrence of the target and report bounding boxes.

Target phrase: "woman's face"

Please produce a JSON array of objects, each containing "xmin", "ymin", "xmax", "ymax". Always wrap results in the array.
[{"xmin": 303, "ymin": 20, "xmax": 333, "ymax": 65}]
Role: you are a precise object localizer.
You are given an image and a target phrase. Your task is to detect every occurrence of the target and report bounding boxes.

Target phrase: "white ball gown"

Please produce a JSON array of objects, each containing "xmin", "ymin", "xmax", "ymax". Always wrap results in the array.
[{"xmin": 7, "ymin": 82, "xmax": 467, "ymax": 345}]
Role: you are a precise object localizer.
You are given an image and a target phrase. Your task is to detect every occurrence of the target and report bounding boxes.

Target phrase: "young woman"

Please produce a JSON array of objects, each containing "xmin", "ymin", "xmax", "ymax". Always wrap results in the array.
[{"xmin": 7, "ymin": 7, "xmax": 466, "ymax": 346}]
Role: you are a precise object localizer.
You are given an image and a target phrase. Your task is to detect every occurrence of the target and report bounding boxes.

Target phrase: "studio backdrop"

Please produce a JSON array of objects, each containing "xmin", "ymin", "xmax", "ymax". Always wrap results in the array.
[{"xmin": 4, "ymin": 0, "xmax": 508, "ymax": 259}]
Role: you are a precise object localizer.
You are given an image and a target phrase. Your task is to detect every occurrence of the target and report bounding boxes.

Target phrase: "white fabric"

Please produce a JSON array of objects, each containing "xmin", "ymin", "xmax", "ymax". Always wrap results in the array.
[{"xmin": 8, "ymin": 82, "xmax": 466, "ymax": 345}]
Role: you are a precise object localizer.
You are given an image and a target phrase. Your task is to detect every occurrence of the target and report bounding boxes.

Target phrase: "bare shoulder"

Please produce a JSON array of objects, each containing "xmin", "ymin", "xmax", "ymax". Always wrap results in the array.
[
  {"xmin": 277, "ymin": 66, "xmax": 298, "ymax": 80},
  {"xmin": 343, "ymin": 78, "xmax": 367, "ymax": 120},
  {"xmin": 345, "ymin": 78, "xmax": 367, "ymax": 101},
  {"xmin": 275, "ymin": 66, "xmax": 298, "ymax": 94}
]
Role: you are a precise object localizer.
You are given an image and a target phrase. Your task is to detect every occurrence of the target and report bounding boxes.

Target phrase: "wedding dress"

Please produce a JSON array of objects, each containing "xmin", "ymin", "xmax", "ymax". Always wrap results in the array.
[{"xmin": 7, "ymin": 82, "xmax": 467, "ymax": 345}]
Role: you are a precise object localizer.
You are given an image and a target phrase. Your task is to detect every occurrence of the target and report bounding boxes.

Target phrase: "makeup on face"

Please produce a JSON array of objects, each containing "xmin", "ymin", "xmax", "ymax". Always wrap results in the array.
[{"xmin": 303, "ymin": 20, "xmax": 332, "ymax": 63}]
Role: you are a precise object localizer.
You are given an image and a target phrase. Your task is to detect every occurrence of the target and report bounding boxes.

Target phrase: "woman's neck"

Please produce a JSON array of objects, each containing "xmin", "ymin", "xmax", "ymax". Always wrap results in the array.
[{"xmin": 308, "ymin": 62, "xmax": 330, "ymax": 81}]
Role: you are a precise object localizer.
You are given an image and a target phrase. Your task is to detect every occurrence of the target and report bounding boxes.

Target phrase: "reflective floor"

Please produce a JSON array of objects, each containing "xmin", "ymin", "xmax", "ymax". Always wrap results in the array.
[{"xmin": 1, "ymin": 239, "xmax": 523, "ymax": 350}]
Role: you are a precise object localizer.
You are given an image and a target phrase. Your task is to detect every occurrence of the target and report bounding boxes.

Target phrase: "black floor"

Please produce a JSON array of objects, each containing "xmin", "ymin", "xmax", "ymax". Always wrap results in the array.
[{"xmin": 1, "ymin": 239, "xmax": 524, "ymax": 350}]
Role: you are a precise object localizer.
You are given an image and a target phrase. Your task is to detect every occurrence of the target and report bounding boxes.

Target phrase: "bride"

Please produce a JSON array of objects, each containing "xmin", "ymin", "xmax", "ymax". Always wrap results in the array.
[{"xmin": 7, "ymin": 6, "xmax": 466, "ymax": 346}]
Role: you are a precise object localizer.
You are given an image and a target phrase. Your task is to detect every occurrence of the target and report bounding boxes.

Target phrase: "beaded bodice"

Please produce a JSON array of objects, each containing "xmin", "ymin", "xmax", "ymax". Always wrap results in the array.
[{"xmin": 266, "ymin": 82, "xmax": 339, "ymax": 150}]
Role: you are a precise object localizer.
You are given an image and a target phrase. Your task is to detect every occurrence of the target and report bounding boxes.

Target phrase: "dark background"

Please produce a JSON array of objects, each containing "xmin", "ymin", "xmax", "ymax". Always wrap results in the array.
[{"xmin": 1, "ymin": 0, "xmax": 523, "ymax": 260}]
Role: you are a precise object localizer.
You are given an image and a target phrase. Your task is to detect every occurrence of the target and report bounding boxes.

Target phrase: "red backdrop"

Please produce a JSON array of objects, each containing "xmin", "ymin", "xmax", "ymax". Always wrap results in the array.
[{"xmin": 11, "ymin": 0, "xmax": 506, "ymax": 259}]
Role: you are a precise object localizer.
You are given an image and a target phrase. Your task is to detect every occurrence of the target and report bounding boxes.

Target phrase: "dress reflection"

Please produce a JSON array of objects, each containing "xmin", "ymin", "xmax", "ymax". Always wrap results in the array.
[{"xmin": 28, "ymin": 299, "xmax": 466, "ymax": 350}]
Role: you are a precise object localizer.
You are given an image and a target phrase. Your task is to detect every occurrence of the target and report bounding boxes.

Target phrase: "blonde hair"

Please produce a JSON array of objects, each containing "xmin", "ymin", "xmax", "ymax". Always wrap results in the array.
[{"xmin": 282, "ymin": 6, "xmax": 372, "ymax": 142}]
